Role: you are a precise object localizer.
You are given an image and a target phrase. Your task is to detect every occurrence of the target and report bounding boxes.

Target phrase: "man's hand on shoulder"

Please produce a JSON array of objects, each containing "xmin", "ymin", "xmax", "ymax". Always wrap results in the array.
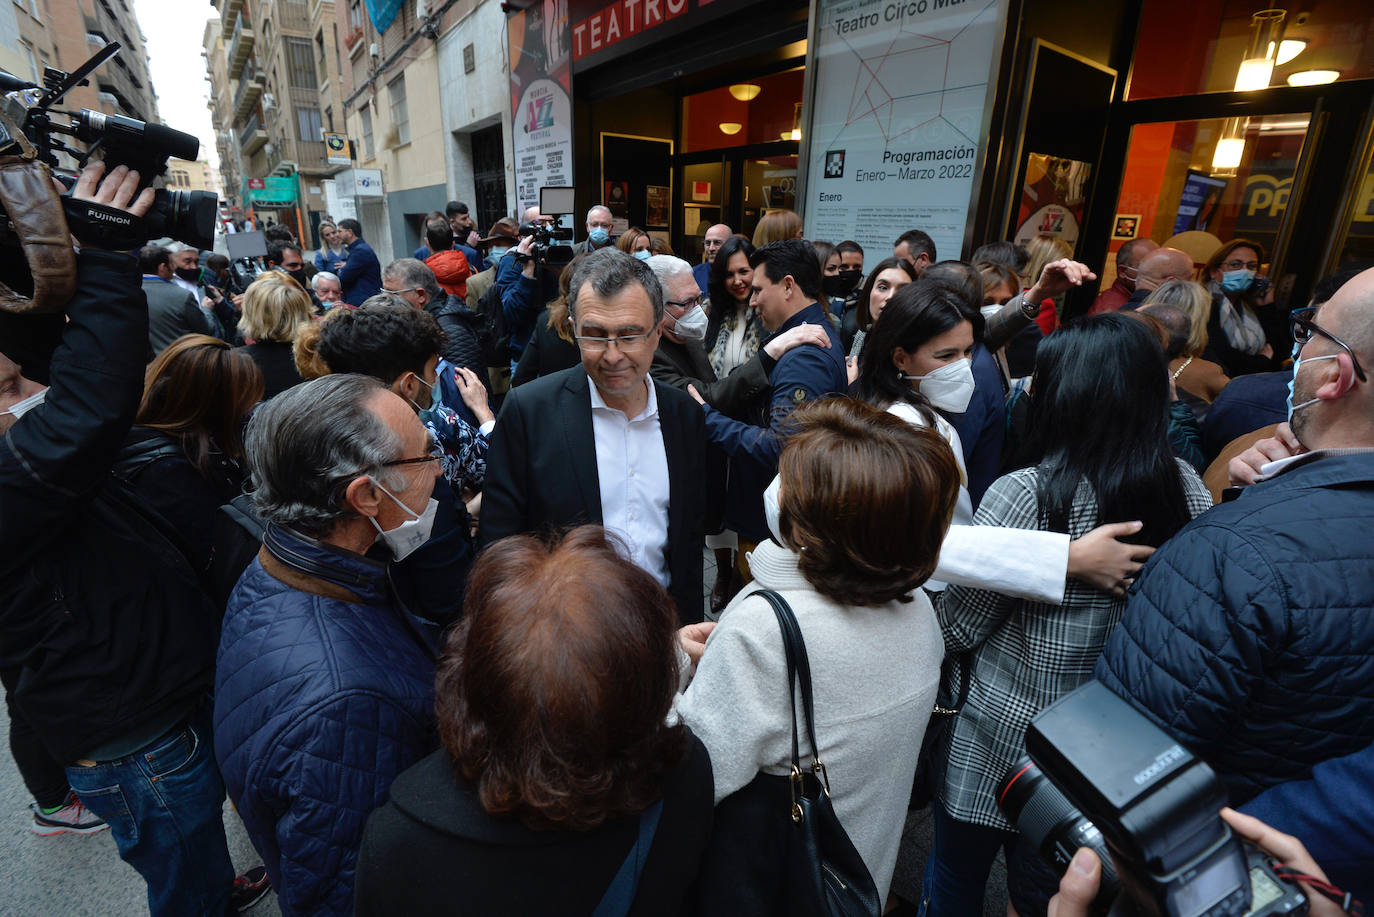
[{"xmin": 1228, "ymin": 422, "xmax": 1304, "ymax": 486}]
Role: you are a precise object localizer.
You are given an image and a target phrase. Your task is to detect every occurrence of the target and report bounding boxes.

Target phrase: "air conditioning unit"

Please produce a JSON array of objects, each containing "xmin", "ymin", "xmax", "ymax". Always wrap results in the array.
[
  {"xmin": 263, "ymin": 93, "xmax": 276, "ymax": 110},
  {"xmin": 369, "ymin": 42, "xmax": 380, "ymax": 58}
]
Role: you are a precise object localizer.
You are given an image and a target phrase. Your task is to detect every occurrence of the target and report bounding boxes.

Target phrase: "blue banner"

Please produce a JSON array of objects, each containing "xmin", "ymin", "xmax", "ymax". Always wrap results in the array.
[{"xmin": 365, "ymin": 0, "xmax": 404, "ymax": 33}]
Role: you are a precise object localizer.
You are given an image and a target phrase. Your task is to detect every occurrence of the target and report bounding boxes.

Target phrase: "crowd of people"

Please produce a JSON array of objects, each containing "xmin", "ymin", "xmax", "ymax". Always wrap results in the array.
[{"xmin": 0, "ymin": 161, "xmax": 1370, "ymax": 917}]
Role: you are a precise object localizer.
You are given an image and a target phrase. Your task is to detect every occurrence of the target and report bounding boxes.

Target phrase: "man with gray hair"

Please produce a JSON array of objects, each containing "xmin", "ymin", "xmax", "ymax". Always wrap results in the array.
[
  {"xmin": 311, "ymin": 270, "xmax": 344, "ymax": 308},
  {"xmin": 382, "ymin": 257, "xmax": 491, "ymax": 413},
  {"xmin": 646, "ymin": 253, "xmax": 829, "ymax": 414},
  {"xmin": 479, "ymin": 248, "xmax": 707, "ymax": 623},
  {"xmin": 214, "ymin": 373, "xmax": 444, "ymax": 916},
  {"xmin": 571, "ymin": 204, "xmax": 615, "ymax": 256}
]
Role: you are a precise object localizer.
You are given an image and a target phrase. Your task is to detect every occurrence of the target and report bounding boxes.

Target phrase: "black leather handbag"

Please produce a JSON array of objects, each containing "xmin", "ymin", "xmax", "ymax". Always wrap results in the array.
[
  {"xmin": 698, "ymin": 589, "xmax": 881, "ymax": 917},
  {"xmin": 909, "ymin": 650, "xmax": 969, "ymax": 810}
]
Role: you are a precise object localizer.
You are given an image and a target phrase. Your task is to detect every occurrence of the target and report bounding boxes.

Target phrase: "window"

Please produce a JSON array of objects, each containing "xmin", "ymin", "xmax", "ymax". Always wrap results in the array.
[
  {"xmin": 286, "ymin": 37, "xmax": 317, "ymax": 90},
  {"xmin": 463, "ymin": 43, "xmax": 475, "ymax": 75},
  {"xmin": 333, "ymin": 23, "xmax": 342, "ymax": 73},
  {"xmin": 388, "ymin": 74, "xmax": 409, "ymax": 146},
  {"xmin": 296, "ymin": 106, "xmax": 323, "ymax": 143},
  {"xmin": 20, "ymin": 40, "xmax": 38, "ymax": 82},
  {"xmin": 360, "ymin": 106, "xmax": 373, "ymax": 159},
  {"xmin": 325, "ymin": 105, "xmax": 334, "ymax": 132},
  {"xmin": 349, "ymin": 0, "xmax": 363, "ymax": 29},
  {"xmin": 315, "ymin": 30, "xmax": 327, "ymax": 81}
]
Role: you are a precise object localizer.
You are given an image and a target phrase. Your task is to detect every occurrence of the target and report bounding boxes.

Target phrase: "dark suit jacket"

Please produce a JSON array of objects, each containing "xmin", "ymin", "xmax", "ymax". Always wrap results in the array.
[
  {"xmin": 478, "ymin": 367, "xmax": 705, "ymax": 624},
  {"xmin": 338, "ymin": 239, "xmax": 383, "ymax": 306},
  {"xmin": 143, "ymin": 275, "xmax": 213, "ymax": 357}
]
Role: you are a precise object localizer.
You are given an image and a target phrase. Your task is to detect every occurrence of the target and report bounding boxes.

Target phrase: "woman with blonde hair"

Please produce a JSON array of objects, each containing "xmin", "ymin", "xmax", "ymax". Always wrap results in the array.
[
  {"xmin": 751, "ymin": 208, "xmax": 802, "ymax": 247},
  {"xmin": 236, "ymin": 271, "xmax": 313, "ymax": 398},
  {"xmin": 1020, "ymin": 234, "xmax": 1071, "ymax": 335},
  {"xmin": 1143, "ymin": 279, "xmax": 1229, "ymax": 405}
]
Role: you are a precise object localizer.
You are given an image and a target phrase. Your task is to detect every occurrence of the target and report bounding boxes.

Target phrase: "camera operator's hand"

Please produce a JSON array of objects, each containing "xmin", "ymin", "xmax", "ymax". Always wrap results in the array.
[
  {"xmin": 65, "ymin": 162, "xmax": 155, "ymax": 252},
  {"xmin": 1220, "ymin": 808, "xmax": 1344, "ymax": 917},
  {"xmin": 516, "ymin": 236, "xmax": 536, "ymax": 278}
]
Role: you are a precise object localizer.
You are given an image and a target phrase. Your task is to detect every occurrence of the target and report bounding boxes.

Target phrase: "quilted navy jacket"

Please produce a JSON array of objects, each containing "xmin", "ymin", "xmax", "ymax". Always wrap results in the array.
[
  {"xmin": 1096, "ymin": 451, "xmax": 1374, "ymax": 803},
  {"xmin": 214, "ymin": 524, "xmax": 440, "ymax": 916}
]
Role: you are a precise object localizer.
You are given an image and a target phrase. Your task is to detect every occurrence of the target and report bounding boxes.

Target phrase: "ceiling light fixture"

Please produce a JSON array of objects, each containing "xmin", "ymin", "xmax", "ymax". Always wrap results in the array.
[
  {"xmin": 718, "ymin": 122, "xmax": 743, "ymax": 135},
  {"xmin": 728, "ymin": 83, "xmax": 761, "ymax": 102},
  {"xmin": 779, "ymin": 129, "xmax": 801, "ymax": 141},
  {"xmin": 1273, "ymin": 38, "xmax": 1306, "ymax": 65},
  {"xmin": 1235, "ymin": 9, "xmax": 1286, "ymax": 92},
  {"xmin": 1286, "ymin": 69, "xmax": 1339, "ymax": 86}
]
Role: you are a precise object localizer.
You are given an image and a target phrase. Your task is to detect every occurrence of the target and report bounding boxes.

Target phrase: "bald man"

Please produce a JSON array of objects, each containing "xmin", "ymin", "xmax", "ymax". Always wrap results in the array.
[
  {"xmin": 1125, "ymin": 247, "xmax": 1195, "ymax": 308},
  {"xmin": 692, "ymin": 223, "xmax": 733, "ymax": 293},
  {"xmin": 1090, "ymin": 238, "xmax": 1159, "ymax": 314},
  {"xmin": 1098, "ymin": 266, "xmax": 1374, "ymax": 808}
]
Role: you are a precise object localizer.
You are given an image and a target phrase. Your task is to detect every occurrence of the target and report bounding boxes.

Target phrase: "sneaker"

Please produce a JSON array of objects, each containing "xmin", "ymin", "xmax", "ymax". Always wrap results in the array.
[
  {"xmin": 29, "ymin": 792, "xmax": 109, "ymax": 836},
  {"xmin": 231, "ymin": 865, "xmax": 271, "ymax": 912}
]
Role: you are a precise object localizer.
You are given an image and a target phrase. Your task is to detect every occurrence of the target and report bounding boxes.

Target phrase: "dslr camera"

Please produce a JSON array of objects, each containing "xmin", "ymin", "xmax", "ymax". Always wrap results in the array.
[
  {"xmin": 998, "ymin": 681, "xmax": 1309, "ymax": 917},
  {"xmin": 0, "ymin": 41, "xmax": 217, "ymax": 261}
]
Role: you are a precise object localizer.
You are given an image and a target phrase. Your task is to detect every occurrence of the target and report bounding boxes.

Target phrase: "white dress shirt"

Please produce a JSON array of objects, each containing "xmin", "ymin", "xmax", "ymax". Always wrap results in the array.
[{"xmin": 588, "ymin": 376, "xmax": 672, "ymax": 587}]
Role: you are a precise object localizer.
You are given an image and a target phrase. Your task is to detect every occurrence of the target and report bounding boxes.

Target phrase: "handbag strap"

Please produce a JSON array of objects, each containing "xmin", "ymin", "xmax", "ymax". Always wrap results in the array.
[
  {"xmin": 591, "ymin": 798, "xmax": 665, "ymax": 917},
  {"xmin": 755, "ymin": 590, "xmax": 824, "ymax": 776}
]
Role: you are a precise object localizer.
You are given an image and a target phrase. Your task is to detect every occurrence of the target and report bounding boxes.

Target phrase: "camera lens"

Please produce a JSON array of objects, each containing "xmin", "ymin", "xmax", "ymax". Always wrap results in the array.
[{"xmin": 999, "ymin": 757, "xmax": 1121, "ymax": 913}]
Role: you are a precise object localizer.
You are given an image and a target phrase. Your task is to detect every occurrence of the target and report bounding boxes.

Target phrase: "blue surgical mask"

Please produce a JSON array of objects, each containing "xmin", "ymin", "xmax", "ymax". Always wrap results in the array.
[
  {"xmin": 488, "ymin": 246, "xmax": 511, "ymax": 260},
  {"xmin": 588, "ymin": 227, "xmax": 610, "ymax": 246},
  {"xmin": 1220, "ymin": 269, "xmax": 1256, "ymax": 293},
  {"xmin": 1286, "ymin": 347, "xmax": 1340, "ymax": 420},
  {"xmin": 633, "ymin": 249, "xmax": 652, "ymax": 261},
  {"xmin": 409, "ymin": 373, "xmax": 442, "ymax": 415}
]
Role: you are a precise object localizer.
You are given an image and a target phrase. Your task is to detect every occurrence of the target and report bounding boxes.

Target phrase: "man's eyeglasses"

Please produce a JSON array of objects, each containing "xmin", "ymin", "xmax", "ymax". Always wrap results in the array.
[
  {"xmin": 1290, "ymin": 308, "xmax": 1367, "ymax": 382},
  {"xmin": 574, "ymin": 332, "xmax": 655, "ymax": 353},
  {"xmin": 384, "ymin": 286, "xmax": 421, "ymax": 297},
  {"xmin": 382, "ymin": 440, "xmax": 445, "ymax": 467},
  {"xmin": 1221, "ymin": 258, "xmax": 1260, "ymax": 271},
  {"xmin": 666, "ymin": 295, "xmax": 703, "ymax": 311}
]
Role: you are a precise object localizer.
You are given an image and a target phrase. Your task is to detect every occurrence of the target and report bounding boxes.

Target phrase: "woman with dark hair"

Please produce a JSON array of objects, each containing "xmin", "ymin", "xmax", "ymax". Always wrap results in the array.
[
  {"xmin": 512, "ymin": 254, "xmax": 585, "ymax": 386},
  {"xmin": 843, "ymin": 255, "xmax": 918, "ymax": 358},
  {"xmin": 115, "ymin": 333, "xmax": 264, "ymax": 576},
  {"xmin": 355, "ymin": 526, "xmax": 714, "ymax": 916},
  {"xmin": 919, "ymin": 314, "xmax": 1213, "ymax": 917},
  {"xmin": 704, "ymin": 235, "xmax": 761, "ymax": 380},
  {"xmin": 1201, "ymin": 238, "xmax": 1278, "ymax": 377}
]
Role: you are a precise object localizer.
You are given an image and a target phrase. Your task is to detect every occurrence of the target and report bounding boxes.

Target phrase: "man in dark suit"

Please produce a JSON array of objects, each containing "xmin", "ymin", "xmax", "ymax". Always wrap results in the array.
[
  {"xmin": 479, "ymin": 249, "xmax": 706, "ymax": 624},
  {"xmin": 334, "ymin": 218, "xmax": 383, "ymax": 306},
  {"xmin": 139, "ymin": 243, "xmax": 215, "ymax": 357}
]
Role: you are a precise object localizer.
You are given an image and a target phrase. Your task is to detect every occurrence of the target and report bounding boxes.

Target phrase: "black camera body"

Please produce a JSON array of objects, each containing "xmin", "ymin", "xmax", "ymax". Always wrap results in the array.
[
  {"xmin": 517, "ymin": 219, "xmax": 574, "ymax": 266},
  {"xmin": 1009, "ymin": 681, "xmax": 1307, "ymax": 917},
  {"xmin": 0, "ymin": 42, "xmax": 217, "ymax": 252}
]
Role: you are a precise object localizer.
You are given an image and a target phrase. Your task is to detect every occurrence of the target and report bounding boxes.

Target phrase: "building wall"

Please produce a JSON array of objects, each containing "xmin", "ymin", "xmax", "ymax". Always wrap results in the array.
[
  {"xmin": 437, "ymin": 0, "xmax": 515, "ymax": 224},
  {"xmin": 0, "ymin": 1, "xmax": 29, "ymax": 80}
]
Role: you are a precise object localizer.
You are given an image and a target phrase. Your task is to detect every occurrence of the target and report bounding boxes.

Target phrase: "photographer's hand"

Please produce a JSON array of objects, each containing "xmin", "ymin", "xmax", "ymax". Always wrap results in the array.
[
  {"xmin": 67, "ymin": 162, "xmax": 155, "ymax": 252},
  {"xmin": 516, "ymin": 236, "xmax": 536, "ymax": 278},
  {"xmin": 1048, "ymin": 848, "xmax": 1102, "ymax": 917},
  {"xmin": 1220, "ymin": 809, "xmax": 1344, "ymax": 917}
]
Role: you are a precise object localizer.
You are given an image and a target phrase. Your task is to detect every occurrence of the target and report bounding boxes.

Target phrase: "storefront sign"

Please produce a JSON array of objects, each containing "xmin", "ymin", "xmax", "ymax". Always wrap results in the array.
[
  {"xmin": 323, "ymin": 131, "xmax": 352, "ymax": 166},
  {"xmin": 244, "ymin": 175, "xmax": 297, "ymax": 205},
  {"xmin": 509, "ymin": 0, "xmax": 574, "ymax": 213},
  {"xmin": 567, "ymin": 0, "xmax": 749, "ymax": 70},
  {"xmin": 247, "ymin": 178, "xmax": 266, "ymax": 190},
  {"xmin": 803, "ymin": 0, "xmax": 1007, "ymax": 259}
]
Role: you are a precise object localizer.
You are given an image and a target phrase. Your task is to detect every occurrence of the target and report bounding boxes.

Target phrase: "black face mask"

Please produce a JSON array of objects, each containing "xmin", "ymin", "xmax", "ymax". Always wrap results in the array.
[
  {"xmin": 174, "ymin": 266, "xmax": 202, "ymax": 285},
  {"xmin": 286, "ymin": 268, "xmax": 309, "ymax": 288},
  {"xmin": 823, "ymin": 269, "xmax": 862, "ymax": 296}
]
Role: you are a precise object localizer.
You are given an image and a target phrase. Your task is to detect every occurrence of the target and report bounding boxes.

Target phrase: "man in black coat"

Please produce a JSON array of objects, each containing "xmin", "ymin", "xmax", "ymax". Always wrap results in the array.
[
  {"xmin": 479, "ymin": 249, "xmax": 706, "ymax": 624},
  {"xmin": 140, "ymin": 243, "xmax": 216, "ymax": 356},
  {"xmin": 0, "ymin": 164, "xmax": 239, "ymax": 911}
]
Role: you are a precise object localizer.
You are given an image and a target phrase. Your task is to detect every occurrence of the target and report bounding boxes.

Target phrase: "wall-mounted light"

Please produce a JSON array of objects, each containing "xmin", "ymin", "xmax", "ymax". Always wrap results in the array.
[
  {"xmin": 718, "ymin": 122, "xmax": 743, "ymax": 135},
  {"xmin": 1272, "ymin": 38, "xmax": 1306, "ymax": 65},
  {"xmin": 1234, "ymin": 9, "xmax": 1286, "ymax": 91},
  {"xmin": 1212, "ymin": 117, "xmax": 1247, "ymax": 175},
  {"xmin": 1286, "ymin": 69, "xmax": 1339, "ymax": 86},
  {"xmin": 729, "ymin": 84, "xmax": 761, "ymax": 102}
]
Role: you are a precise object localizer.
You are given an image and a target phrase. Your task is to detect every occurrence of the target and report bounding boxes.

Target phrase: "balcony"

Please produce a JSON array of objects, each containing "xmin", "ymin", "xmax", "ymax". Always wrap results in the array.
[
  {"xmin": 240, "ymin": 113, "xmax": 268, "ymax": 155},
  {"xmin": 219, "ymin": 0, "xmax": 245, "ymax": 29},
  {"xmin": 267, "ymin": 136, "xmax": 328, "ymax": 175},
  {"xmin": 228, "ymin": 15, "xmax": 255, "ymax": 71},
  {"xmin": 233, "ymin": 64, "xmax": 265, "ymax": 120}
]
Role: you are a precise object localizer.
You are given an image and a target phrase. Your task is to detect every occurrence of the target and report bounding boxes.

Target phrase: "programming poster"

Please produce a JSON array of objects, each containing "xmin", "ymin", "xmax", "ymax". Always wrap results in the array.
[
  {"xmin": 509, "ymin": 0, "xmax": 574, "ymax": 214},
  {"xmin": 803, "ymin": 0, "xmax": 1007, "ymax": 258}
]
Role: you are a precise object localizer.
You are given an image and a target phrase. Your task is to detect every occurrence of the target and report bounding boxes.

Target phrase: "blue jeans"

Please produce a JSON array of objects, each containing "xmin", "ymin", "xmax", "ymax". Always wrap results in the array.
[
  {"xmin": 64, "ymin": 703, "xmax": 235, "ymax": 917},
  {"xmin": 917, "ymin": 800, "xmax": 1020, "ymax": 917}
]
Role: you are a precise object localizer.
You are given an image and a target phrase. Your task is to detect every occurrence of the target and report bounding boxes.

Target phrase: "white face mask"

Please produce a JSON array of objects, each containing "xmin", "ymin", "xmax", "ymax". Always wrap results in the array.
[
  {"xmin": 672, "ymin": 303, "xmax": 708, "ymax": 342},
  {"xmin": 2, "ymin": 387, "xmax": 46, "ymax": 419},
  {"xmin": 367, "ymin": 478, "xmax": 438, "ymax": 561},
  {"xmin": 763, "ymin": 475, "xmax": 784, "ymax": 546},
  {"xmin": 980, "ymin": 305, "xmax": 1002, "ymax": 322},
  {"xmin": 902, "ymin": 358, "xmax": 975, "ymax": 414}
]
